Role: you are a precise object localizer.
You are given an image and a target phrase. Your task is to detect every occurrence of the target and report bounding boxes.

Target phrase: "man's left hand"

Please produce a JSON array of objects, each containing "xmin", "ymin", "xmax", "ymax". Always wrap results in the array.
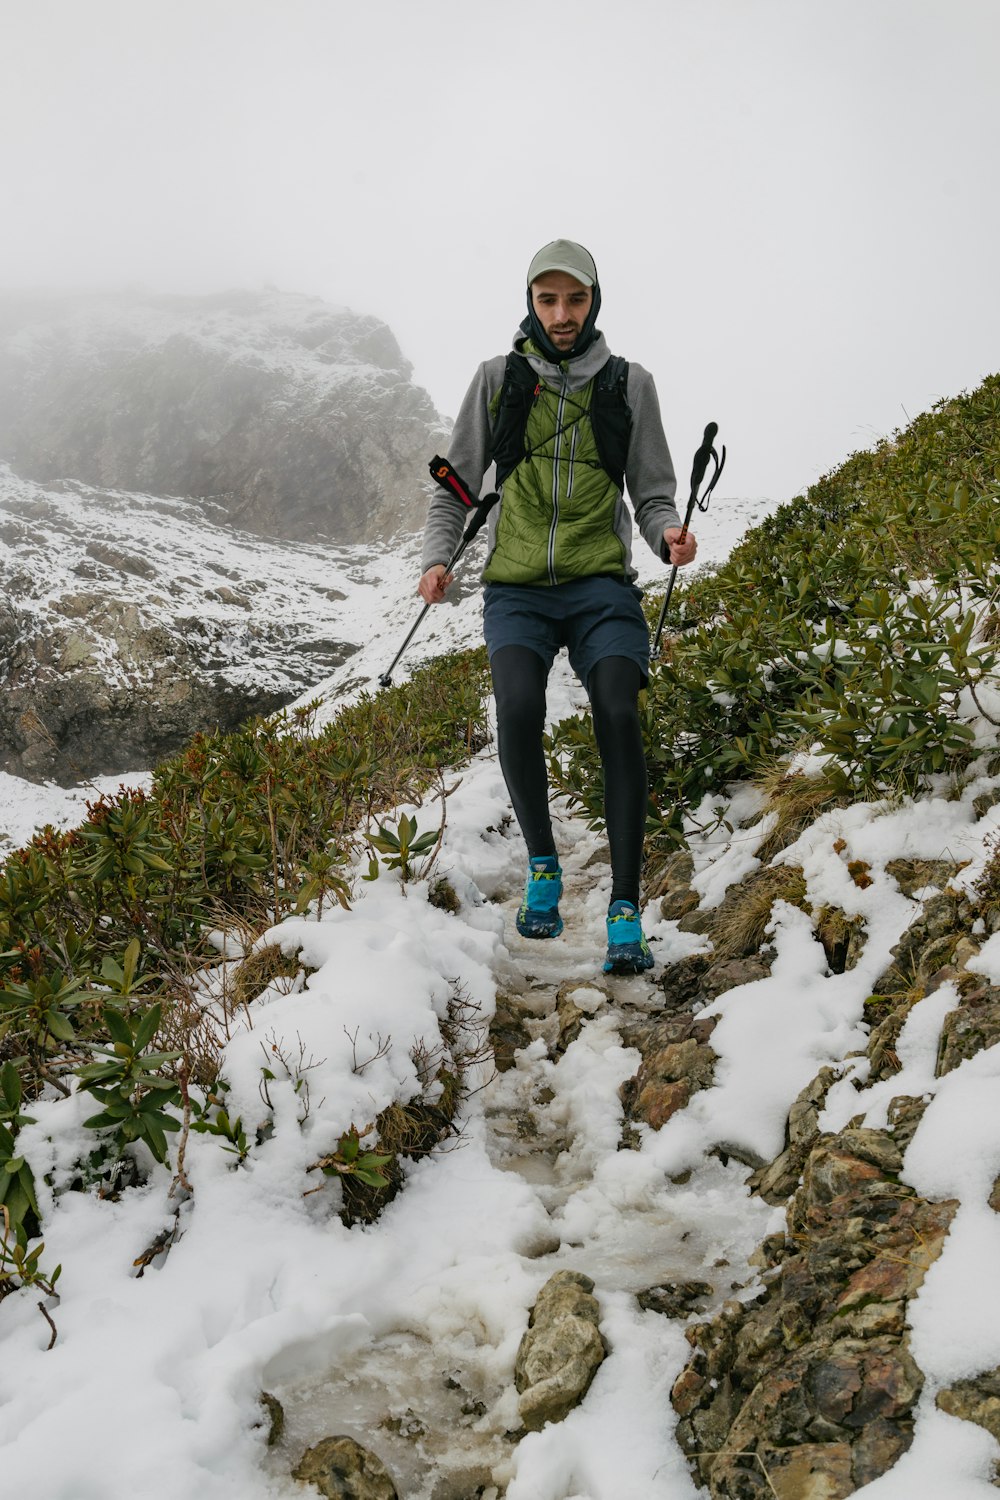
[{"xmin": 665, "ymin": 526, "xmax": 697, "ymax": 566}]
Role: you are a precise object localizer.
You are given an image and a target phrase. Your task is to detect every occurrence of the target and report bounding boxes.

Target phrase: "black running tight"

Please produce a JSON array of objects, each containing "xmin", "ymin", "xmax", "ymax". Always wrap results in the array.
[{"xmin": 489, "ymin": 647, "xmax": 647, "ymax": 907}]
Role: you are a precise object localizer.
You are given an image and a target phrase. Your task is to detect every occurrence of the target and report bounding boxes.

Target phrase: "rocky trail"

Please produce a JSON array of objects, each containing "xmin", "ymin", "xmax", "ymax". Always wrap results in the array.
[
  {"xmin": 260, "ymin": 800, "xmax": 771, "ymax": 1500},
  {"xmin": 243, "ymin": 718, "xmax": 1000, "ymax": 1499}
]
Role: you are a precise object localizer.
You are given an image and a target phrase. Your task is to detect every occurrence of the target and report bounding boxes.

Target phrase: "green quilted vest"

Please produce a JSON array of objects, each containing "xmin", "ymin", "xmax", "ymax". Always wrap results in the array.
[{"xmin": 483, "ymin": 375, "xmax": 625, "ymax": 586}]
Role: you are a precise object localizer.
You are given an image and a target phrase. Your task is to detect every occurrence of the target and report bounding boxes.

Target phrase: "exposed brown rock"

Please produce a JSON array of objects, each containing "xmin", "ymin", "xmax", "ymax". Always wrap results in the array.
[
  {"xmin": 660, "ymin": 886, "xmax": 701, "ymax": 922},
  {"xmin": 760, "ymin": 1442, "xmax": 854, "ymax": 1500},
  {"xmin": 751, "ymin": 1068, "xmax": 841, "ymax": 1206},
  {"xmin": 637, "ymin": 1280, "xmax": 714, "ymax": 1319},
  {"xmin": 674, "ymin": 1119, "xmax": 958, "ymax": 1496},
  {"xmin": 831, "ymin": 1129, "xmax": 903, "ymax": 1176},
  {"xmin": 649, "ymin": 848, "xmax": 695, "ymax": 901},
  {"xmin": 488, "ymin": 993, "xmax": 533, "ymax": 1073},
  {"xmin": 698, "ymin": 954, "xmax": 773, "ymax": 1003},
  {"xmin": 937, "ymin": 987, "xmax": 1000, "ymax": 1075},
  {"xmin": 658, "ymin": 952, "xmax": 715, "ymax": 1014},
  {"xmin": 620, "ymin": 1014, "xmax": 719, "ymax": 1131},
  {"xmin": 937, "ymin": 1366, "xmax": 1000, "ymax": 1442},
  {"xmin": 885, "ymin": 858, "xmax": 961, "ymax": 899},
  {"xmin": 866, "ymin": 992, "xmax": 924, "ymax": 1081},
  {"xmin": 885, "ymin": 1094, "xmax": 930, "ymax": 1153},
  {"xmin": 258, "ymin": 1391, "xmax": 284, "ymax": 1447},
  {"xmin": 292, "ymin": 1435, "xmax": 398, "ymax": 1499},
  {"xmin": 815, "ymin": 906, "xmax": 867, "ymax": 974},
  {"xmin": 551, "ymin": 979, "xmax": 607, "ymax": 1055}
]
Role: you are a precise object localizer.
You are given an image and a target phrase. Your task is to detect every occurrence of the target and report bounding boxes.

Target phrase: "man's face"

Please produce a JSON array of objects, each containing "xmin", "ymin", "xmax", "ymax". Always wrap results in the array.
[{"xmin": 530, "ymin": 270, "xmax": 593, "ymax": 353}]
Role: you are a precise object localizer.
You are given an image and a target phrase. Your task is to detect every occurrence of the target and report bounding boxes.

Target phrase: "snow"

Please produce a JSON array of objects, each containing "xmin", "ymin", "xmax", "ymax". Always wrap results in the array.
[
  {"xmin": 3, "ymin": 494, "xmax": 1000, "ymax": 1495},
  {"xmin": 0, "ymin": 768, "xmax": 154, "ymax": 852},
  {"xmin": 0, "ymin": 461, "xmax": 419, "ymax": 711}
]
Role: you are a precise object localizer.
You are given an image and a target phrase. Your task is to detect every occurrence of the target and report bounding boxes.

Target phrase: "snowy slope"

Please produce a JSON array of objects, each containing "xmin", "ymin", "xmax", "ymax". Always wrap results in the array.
[
  {"xmin": 0, "ymin": 462, "xmax": 409, "ymax": 783},
  {"xmin": 2, "ymin": 648, "xmax": 1000, "ymax": 1496}
]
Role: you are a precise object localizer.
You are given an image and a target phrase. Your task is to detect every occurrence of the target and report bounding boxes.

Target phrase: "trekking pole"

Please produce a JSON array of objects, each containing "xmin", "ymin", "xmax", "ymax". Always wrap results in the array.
[
  {"xmin": 376, "ymin": 457, "xmax": 499, "ymax": 688},
  {"xmin": 651, "ymin": 422, "xmax": 726, "ymax": 656}
]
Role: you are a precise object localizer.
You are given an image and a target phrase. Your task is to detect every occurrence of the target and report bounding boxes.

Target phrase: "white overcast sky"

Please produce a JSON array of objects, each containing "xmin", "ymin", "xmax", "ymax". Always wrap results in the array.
[{"xmin": 2, "ymin": 0, "xmax": 999, "ymax": 503}]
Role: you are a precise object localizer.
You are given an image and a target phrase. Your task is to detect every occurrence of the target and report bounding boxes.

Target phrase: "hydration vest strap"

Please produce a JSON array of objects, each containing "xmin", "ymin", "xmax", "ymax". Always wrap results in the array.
[{"xmin": 489, "ymin": 353, "xmax": 631, "ymax": 491}]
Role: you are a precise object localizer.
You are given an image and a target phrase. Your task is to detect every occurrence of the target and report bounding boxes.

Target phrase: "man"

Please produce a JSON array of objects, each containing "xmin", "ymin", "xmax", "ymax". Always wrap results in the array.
[{"xmin": 418, "ymin": 239, "xmax": 696, "ymax": 974}]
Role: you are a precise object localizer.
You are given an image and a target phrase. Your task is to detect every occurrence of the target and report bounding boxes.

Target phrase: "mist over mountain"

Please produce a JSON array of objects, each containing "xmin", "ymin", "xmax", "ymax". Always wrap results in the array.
[
  {"xmin": 0, "ymin": 288, "xmax": 448, "ymax": 543},
  {"xmin": 0, "ymin": 289, "xmax": 451, "ymax": 782}
]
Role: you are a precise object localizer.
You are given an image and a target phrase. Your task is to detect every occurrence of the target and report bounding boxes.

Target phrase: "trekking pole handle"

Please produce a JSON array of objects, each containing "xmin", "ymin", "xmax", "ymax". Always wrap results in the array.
[
  {"xmin": 689, "ymin": 422, "xmax": 719, "ymax": 497},
  {"xmin": 653, "ymin": 422, "xmax": 722, "ymax": 655},
  {"xmin": 428, "ymin": 455, "xmax": 476, "ymax": 508},
  {"xmin": 676, "ymin": 422, "xmax": 720, "ymax": 541}
]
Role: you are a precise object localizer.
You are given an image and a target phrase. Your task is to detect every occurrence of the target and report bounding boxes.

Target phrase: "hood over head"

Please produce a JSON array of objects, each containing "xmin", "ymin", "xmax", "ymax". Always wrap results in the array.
[{"xmin": 523, "ymin": 237, "xmax": 602, "ymax": 362}]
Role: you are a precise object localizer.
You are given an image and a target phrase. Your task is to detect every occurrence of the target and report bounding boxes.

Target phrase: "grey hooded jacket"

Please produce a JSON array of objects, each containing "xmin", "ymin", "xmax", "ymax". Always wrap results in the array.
[{"xmin": 421, "ymin": 330, "xmax": 680, "ymax": 583}]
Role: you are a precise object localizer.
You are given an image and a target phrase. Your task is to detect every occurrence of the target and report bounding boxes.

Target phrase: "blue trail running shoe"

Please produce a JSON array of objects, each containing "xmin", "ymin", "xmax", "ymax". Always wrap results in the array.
[
  {"xmin": 516, "ymin": 856, "xmax": 564, "ymax": 938},
  {"xmin": 603, "ymin": 900, "xmax": 654, "ymax": 974}
]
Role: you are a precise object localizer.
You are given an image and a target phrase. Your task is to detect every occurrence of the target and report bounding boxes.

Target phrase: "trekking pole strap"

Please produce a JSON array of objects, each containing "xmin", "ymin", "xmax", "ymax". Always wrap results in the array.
[{"xmin": 429, "ymin": 455, "xmax": 477, "ymax": 509}]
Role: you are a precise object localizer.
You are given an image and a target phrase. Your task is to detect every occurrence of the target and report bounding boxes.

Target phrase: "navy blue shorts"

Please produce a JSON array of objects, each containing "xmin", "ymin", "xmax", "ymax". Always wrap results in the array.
[{"xmin": 482, "ymin": 576, "xmax": 650, "ymax": 689}]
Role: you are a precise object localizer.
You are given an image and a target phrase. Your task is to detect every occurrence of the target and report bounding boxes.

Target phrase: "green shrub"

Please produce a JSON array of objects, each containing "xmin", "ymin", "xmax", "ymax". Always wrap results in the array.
[
  {"xmin": 0, "ymin": 646, "xmax": 492, "ymax": 1237},
  {"xmin": 550, "ymin": 375, "xmax": 1000, "ymax": 864}
]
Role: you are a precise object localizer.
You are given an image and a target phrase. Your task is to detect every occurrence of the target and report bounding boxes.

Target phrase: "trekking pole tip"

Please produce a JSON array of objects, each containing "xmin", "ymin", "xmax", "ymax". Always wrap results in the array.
[{"xmin": 377, "ymin": 672, "xmax": 392, "ymax": 689}]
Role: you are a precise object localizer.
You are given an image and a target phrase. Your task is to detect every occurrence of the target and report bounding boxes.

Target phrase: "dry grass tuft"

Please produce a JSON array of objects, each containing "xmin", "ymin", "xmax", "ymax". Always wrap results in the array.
[
  {"xmin": 712, "ymin": 865, "xmax": 808, "ymax": 960},
  {"xmin": 753, "ymin": 770, "xmax": 846, "ymax": 866},
  {"xmin": 428, "ymin": 875, "xmax": 461, "ymax": 914},
  {"xmin": 815, "ymin": 905, "xmax": 866, "ymax": 973},
  {"xmin": 979, "ymin": 607, "xmax": 1000, "ymax": 645},
  {"xmin": 228, "ymin": 944, "xmax": 302, "ymax": 1011}
]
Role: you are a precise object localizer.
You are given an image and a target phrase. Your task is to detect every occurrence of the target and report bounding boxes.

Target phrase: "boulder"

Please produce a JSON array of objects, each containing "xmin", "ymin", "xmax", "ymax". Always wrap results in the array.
[{"xmin": 515, "ymin": 1270, "xmax": 606, "ymax": 1431}]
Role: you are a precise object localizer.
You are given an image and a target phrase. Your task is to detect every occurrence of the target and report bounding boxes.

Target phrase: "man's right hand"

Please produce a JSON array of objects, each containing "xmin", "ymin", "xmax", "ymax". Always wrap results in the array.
[{"xmin": 418, "ymin": 564, "xmax": 453, "ymax": 604}]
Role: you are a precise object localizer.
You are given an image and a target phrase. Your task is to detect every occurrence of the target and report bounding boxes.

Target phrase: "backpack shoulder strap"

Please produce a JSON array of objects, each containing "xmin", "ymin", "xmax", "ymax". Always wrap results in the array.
[
  {"xmin": 591, "ymin": 356, "xmax": 632, "ymax": 492},
  {"xmin": 489, "ymin": 353, "xmax": 539, "ymax": 487}
]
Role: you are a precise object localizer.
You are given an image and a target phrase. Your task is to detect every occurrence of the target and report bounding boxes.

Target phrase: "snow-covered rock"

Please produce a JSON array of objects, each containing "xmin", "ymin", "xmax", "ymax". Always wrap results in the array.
[{"xmin": 0, "ymin": 465, "xmax": 425, "ymax": 781}]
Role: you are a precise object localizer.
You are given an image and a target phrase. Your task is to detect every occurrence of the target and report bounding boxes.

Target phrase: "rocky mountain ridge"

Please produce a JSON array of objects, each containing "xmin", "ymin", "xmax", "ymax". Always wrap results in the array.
[
  {"xmin": 0, "ymin": 287, "xmax": 452, "ymax": 780},
  {"xmin": 0, "ymin": 463, "xmax": 427, "ymax": 781}
]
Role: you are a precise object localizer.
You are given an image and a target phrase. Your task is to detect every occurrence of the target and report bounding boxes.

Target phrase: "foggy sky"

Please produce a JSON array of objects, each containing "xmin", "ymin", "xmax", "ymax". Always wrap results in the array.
[{"xmin": 3, "ymin": 0, "xmax": 999, "ymax": 505}]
